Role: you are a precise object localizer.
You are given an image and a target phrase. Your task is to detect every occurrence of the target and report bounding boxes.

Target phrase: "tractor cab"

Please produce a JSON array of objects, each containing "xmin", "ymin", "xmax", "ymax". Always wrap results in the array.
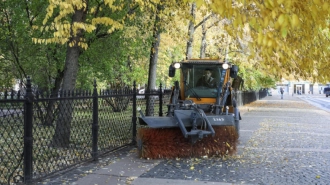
[{"xmin": 169, "ymin": 59, "xmax": 238, "ymax": 103}]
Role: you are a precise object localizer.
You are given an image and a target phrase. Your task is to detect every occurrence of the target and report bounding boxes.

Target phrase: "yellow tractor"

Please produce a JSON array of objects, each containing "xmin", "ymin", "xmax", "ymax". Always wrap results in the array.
[{"xmin": 137, "ymin": 59, "xmax": 240, "ymax": 159}]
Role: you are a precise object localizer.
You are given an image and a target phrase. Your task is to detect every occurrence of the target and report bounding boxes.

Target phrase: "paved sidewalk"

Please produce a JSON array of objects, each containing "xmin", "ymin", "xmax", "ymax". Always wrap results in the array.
[{"xmin": 38, "ymin": 94, "xmax": 330, "ymax": 185}]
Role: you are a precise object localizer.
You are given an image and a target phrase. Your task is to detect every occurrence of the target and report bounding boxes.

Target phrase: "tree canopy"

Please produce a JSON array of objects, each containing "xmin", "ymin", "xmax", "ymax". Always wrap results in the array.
[
  {"xmin": 1, "ymin": 0, "xmax": 329, "ymax": 92},
  {"xmin": 188, "ymin": 0, "xmax": 330, "ymax": 83}
]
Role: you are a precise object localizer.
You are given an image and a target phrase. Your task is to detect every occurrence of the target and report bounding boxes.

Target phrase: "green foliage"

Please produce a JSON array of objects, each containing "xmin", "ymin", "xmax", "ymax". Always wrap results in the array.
[
  {"xmin": 0, "ymin": 0, "xmax": 66, "ymax": 90},
  {"xmin": 77, "ymin": 19, "xmax": 152, "ymax": 88},
  {"xmin": 3, "ymin": 0, "xmax": 328, "ymax": 92},
  {"xmin": 237, "ymin": 63, "xmax": 277, "ymax": 90}
]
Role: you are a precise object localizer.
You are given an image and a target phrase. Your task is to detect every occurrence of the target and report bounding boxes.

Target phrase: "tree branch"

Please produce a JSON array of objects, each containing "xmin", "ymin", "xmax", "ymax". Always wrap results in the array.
[{"xmin": 194, "ymin": 13, "xmax": 214, "ymax": 30}]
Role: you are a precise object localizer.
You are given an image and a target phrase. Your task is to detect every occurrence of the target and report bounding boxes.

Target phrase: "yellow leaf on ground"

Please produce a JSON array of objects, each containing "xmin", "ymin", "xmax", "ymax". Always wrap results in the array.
[
  {"xmin": 323, "ymin": 2, "xmax": 329, "ymax": 10},
  {"xmin": 291, "ymin": 14, "xmax": 299, "ymax": 28},
  {"xmin": 278, "ymin": 14, "xmax": 285, "ymax": 26},
  {"xmin": 281, "ymin": 27, "xmax": 288, "ymax": 38}
]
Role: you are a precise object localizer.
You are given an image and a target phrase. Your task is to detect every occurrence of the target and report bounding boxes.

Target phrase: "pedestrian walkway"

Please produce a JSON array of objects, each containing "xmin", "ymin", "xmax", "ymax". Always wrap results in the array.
[{"xmin": 37, "ymin": 94, "xmax": 330, "ymax": 185}]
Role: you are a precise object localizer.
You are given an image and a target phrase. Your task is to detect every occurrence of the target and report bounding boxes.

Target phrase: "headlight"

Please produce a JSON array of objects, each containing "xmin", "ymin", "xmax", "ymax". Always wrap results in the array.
[
  {"xmin": 222, "ymin": 63, "xmax": 229, "ymax": 69},
  {"xmin": 173, "ymin": 62, "xmax": 181, "ymax": 69}
]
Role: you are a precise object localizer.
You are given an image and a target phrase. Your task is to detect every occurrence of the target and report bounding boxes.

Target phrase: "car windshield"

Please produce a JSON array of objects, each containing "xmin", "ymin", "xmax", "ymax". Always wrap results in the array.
[{"xmin": 181, "ymin": 64, "xmax": 224, "ymax": 98}]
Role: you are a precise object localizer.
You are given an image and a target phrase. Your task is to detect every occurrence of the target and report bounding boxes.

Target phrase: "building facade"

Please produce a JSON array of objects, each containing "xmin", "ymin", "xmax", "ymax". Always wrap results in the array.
[{"xmin": 274, "ymin": 79, "xmax": 330, "ymax": 95}]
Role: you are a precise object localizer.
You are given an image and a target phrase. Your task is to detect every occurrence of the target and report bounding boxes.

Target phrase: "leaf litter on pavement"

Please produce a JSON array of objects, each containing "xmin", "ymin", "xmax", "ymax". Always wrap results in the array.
[
  {"xmin": 37, "ymin": 99, "xmax": 329, "ymax": 184},
  {"xmin": 139, "ymin": 98, "xmax": 330, "ymax": 184}
]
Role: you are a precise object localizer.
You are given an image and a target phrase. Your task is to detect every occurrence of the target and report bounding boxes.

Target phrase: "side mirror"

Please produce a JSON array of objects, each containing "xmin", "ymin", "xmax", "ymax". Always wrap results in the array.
[
  {"xmin": 169, "ymin": 65, "xmax": 176, "ymax": 77},
  {"xmin": 230, "ymin": 65, "xmax": 238, "ymax": 79}
]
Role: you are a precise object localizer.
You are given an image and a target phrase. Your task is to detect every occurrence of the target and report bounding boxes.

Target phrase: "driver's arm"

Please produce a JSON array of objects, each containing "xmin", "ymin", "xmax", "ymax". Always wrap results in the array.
[{"xmin": 196, "ymin": 77, "xmax": 203, "ymax": 87}]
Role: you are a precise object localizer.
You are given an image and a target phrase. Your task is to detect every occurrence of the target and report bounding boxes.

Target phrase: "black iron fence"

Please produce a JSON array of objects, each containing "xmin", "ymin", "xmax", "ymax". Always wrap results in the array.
[
  {"xmin": 0, "ymin": 78, "xmax": 267, "ymax": 184},
  {"xmin": 235, "ymin": 89, "xmax": 268, "ymax": 106}
]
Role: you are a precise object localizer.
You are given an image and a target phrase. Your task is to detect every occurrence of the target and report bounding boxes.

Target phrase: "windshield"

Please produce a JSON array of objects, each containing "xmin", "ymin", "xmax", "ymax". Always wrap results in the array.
[{"xmin": 181, "ymin": 64, "xmax": 224, "ymax": 98}]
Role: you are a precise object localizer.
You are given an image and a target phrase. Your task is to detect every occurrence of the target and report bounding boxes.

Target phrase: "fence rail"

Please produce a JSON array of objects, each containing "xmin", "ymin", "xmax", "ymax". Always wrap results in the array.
[{"xmin": 0, "ymin": 78, "xmax": 267, "ymax": 184}]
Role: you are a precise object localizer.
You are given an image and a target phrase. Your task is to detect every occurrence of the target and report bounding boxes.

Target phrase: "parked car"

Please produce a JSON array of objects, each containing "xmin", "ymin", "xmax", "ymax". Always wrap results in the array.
[
  {"xmin": 136, "ymin": 89, "xmax": 162, "ymax": 99},
  {"xmin": 137, "ymin": 89, "xmax": 145, "ymax": 99},
  {"xmin": 324, "ymin": 87, "xmax": 330, "ymax": 97}
]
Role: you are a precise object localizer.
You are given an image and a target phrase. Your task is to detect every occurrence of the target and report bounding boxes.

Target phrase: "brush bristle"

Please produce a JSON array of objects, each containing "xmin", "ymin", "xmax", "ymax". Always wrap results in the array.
[{"xmin": 137, "ymin": 126, "xmax": 238, "ymax": 159}]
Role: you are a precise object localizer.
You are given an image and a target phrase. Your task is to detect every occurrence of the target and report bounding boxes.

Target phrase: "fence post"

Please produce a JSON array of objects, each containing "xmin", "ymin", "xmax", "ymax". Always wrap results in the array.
[
  {"xmin": 159, "ymin": 83, "xmax": 163, "ymax": 116},
  {"xmin": 92, "ymin": 79, "xmax": 99, "ymax": 161},
  {"xmin": 132, "ymin": 81, "xmax": 137, "ymax": 145},
  {"xmin": 24, "ymin": 77, "xmax": 33, "ymax": 184}
]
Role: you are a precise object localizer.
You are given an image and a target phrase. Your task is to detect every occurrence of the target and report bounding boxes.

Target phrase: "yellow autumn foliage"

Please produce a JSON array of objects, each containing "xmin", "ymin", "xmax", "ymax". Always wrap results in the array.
[
  {"xmin": 32, "ymin": 0, "xmax": 330, "ymax": 82},
  {"xmin": 34, "ymin": 0, "xmax": 129, "ymax": 49},
  {"xmin": 182, "ymin": 0, "xmax": 330, "ymax": 83}
]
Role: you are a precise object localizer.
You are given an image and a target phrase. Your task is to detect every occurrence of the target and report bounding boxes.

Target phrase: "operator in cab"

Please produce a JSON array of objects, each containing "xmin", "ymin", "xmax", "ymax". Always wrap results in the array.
[{"xmin": 196, "ymin": 69, "xmax": 217, "ymax": 88}]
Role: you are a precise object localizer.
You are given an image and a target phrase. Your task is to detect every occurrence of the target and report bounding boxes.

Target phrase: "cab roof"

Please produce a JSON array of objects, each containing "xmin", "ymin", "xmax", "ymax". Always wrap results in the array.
[{"xmin": 181, "ymin": 59, "xmax": 229, "ymax": 65}]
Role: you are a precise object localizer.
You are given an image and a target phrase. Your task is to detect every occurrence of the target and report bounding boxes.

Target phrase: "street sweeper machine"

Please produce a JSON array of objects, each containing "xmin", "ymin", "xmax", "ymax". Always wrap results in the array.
[{"xmin": 137, "ymin": 59, "xmax": 241, "ymax": 159}]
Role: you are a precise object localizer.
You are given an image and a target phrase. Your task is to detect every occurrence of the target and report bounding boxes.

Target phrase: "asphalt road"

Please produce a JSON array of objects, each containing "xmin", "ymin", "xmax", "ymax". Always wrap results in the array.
[{"xmin": 298, "ymin": 94, "xmax": 330, "ymax": 112}]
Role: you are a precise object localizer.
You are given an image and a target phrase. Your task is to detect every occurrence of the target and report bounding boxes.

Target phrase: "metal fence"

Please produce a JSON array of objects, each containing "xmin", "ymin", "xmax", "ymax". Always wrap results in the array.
[
  {"xmin": 0, "ymin": 78, "xmax": 267, "ymax": 185},
  {"xmin": 235, "ymin": 89, "xmax": 268, "ymax": 106},
  {"xmin": 0, "ymin": 78, "xmax": 172, "ymax": 185}
]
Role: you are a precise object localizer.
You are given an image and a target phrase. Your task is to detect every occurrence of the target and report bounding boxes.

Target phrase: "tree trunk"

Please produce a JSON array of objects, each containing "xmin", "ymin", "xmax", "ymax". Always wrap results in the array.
[
  {"xmin": 146, "ymin": 4, "xmax": 162, "ymax": 116},
  {"xmin": 185, "ymin": 2, "xmax": 196, "ymax": 59},
  {"xmin": 44, "ymin": 70, "xmax": 64, "ymax": 126},
  {"xmin": 51, "ymin": 8, "xmax": 86, "ymax": 147},
  {"xmin": 200, "ymin": 22, "xmax": 207, "ymax": 58},
  {"xmin": 147, "ymin": 32, "xmax": 160, "ymax": 91}
]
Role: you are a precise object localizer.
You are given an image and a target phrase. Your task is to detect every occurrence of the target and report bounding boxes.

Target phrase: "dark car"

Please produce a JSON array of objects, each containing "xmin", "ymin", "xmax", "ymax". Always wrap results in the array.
[{"xmin": 324, "ymin": 87, "xmax": 330, "ymax": 97}]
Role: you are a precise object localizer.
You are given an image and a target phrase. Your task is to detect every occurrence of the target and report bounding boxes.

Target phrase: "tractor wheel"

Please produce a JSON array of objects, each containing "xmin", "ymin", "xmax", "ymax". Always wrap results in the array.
[
  {"xmin": 235, "ymin": 120, "xmax": 240, "ymax": 137},
  {"xmin": 136, "ymin": 136, "xmax": 144, "ymax": 158}
]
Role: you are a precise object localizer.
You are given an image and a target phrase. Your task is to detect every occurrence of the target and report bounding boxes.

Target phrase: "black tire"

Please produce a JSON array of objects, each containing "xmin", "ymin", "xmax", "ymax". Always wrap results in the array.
[
  {"xmin": 136, "ymin": 136, "xmax": 143, "ymax": 157},
  {"xmin": 235, "ymin": 120, "xmax": 240, "ymax": 138}
]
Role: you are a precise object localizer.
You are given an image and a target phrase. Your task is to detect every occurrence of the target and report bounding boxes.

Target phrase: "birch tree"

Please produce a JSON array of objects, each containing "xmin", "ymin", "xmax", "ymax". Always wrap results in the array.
[{"xmin": 187, "ymin": 0, "xmax": 330, "ymax": 83}]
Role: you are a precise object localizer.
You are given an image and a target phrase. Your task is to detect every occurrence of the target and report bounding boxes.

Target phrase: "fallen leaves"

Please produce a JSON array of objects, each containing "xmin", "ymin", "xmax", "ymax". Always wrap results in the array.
[
  {"xmin": 245, "ymin": 100, "xmax": 316, "ymax": 109},
  {"xmin": 125, "ymin": 176, "xmax": 137, "ymax": 185}
]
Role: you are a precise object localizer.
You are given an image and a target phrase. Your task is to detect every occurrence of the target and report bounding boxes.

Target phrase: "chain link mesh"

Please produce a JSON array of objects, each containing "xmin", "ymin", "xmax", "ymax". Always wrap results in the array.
[{"xmin": 0, "ymin": 97, "xmax": 25, "ymax": 184}]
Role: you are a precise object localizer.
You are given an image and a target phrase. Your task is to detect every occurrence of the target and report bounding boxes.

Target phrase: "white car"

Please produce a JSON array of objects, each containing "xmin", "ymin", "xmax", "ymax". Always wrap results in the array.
[
  {"xmin": 137, "ymin": 89, "xmax": 161, "ymax": 99},
  {"xmin": 137, "ymin": 89, "xmax": 145, "ymax": 99}
]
